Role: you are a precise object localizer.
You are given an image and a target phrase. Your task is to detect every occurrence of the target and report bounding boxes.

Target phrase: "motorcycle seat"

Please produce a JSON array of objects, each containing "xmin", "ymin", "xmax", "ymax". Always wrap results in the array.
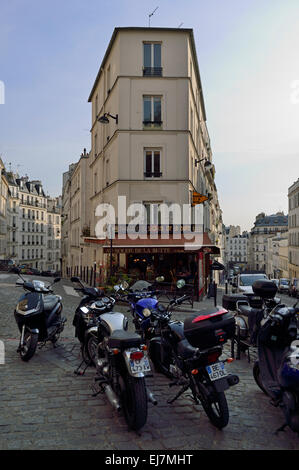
[
  {"xmin": 108, "ymin": 329, "xmax": 142, "ymax": 351},
  {"xmin": 238, "ymin": 305, "xmax": 262, "ymax": 317},
  {"xmin": 43, "ymin": 295, "xmax": 60, "ymax": 312},
  {"xmin": 177, "ymin": 339, "xmax": 198, "ymax": 359}
]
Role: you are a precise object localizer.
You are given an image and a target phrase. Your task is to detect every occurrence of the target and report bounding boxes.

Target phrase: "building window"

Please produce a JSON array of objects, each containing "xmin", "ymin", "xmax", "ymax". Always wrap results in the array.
[
  {"xmin": 105, "ymin": 160, "xmax": 110, "ymax": 187},
  {"xmin": 143, "ymin": 96, "xmax": 162, "ymax": 127},
  {"xmin": 143, "ymin": 43, "xmax": 162, "ymax": 76},
  {"xmin": 106, "ymin": 65, "xmax": 111, "ymax": 94},
  {"xmin": 94, "ymin": 134, "xmax": 98, "ymax": 158},
  {"xmin": 144, "ymin": 149, "xmax": 162, "ymax": 178},
  {"xmin": 143, "ymin": 202, "xmax": 162, "ymax": 225},
  {"xmin": 94, "ymin": 172, "xmax": 98, "ymax": 195},
  {"xmin": 95, "ymin": 94, "xmax": 98, "ymax": 119}
]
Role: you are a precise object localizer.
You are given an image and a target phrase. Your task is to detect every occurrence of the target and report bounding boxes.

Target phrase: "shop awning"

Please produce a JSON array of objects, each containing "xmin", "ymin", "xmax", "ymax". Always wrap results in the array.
[{"xmin": 84, "ymin": 233, "xmax": 220, "ymax": 255}]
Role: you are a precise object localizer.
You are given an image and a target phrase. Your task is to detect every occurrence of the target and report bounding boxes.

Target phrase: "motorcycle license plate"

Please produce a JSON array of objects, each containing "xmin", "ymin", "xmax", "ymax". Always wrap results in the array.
[
  {"xmin": 129, "ymin": 356, "xmax": 151, "ymax": 374},
  {"xmin": 206, "ymin": 362, "xmax": 228, "ymax": 381}
]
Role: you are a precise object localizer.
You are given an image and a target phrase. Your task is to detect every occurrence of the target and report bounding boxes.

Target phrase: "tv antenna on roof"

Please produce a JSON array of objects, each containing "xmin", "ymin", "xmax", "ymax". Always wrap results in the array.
[
  {"xmin": 148, "ymin": 6, "xmax": 159, "ymax": 27},
  {"xmin": 178, "ymin": 23, "xmax": 183, "ymax": 28}
]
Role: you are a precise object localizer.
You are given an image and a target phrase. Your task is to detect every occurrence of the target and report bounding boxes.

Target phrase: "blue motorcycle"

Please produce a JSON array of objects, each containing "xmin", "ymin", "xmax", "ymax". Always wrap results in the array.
[
  {"xmin": 123, "ymin": 277, "xmax": 184, "ymax": 340},
  {"xmin": 127, "ymin": 288, "xmax": 161, "ymax": 339}
]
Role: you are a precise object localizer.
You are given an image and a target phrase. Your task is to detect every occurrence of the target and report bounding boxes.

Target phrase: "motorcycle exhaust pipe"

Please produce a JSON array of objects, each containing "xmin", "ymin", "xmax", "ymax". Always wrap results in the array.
[
  {"xmin": 147, "ymin": 388, "xmax": 158, "ymax": 406},
  {"xmin": 104, "ymin": 385, "xmax": 121, "ymax": 412}
]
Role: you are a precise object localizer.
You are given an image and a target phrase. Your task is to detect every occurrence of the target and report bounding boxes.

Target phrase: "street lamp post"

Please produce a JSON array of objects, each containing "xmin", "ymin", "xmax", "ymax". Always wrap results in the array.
[{"xmin": 107, "ymin": 224, "xmax": 113, "ymax": 280}]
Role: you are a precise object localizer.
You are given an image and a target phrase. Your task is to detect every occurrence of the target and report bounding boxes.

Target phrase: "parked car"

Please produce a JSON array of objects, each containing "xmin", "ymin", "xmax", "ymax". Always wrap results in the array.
[
  {"xmin": 232, "ymin": 272, "xmax": 268, "ymax": 294},
  {"xmin": 278, "ymin": 278, "xmax": 290, "ymax": 294},
  {"xmin": 18, "ymin": 265, "xmax": 34, "ymax": 275},
  {"xmin": 41, "ymin": 270, "xmax": 54, "ymax": 277},
  {"xmin": 41, "ymin": 270, "xmax": 60, "ymax": 277},
  {"xmin": 289, "ymin": 279, "xmax": 299, "ymax": 298},
  {"xmin": 30, "ymin": 268, "xmax": 41, "ymax": 276},
  {"xmin": 0, "ymin": 259, "xmax": 15, "ymax": 272}
]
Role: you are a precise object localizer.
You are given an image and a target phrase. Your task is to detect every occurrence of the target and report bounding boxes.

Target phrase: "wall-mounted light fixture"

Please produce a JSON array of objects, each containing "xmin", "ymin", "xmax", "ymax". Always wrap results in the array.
[
  {"xmin": 195, "ymin": 158, "xmax": 213, "ymax": 170},
  {"xmin": 98, "ymin": 113, "xmax": 118, "ymax": 125}
]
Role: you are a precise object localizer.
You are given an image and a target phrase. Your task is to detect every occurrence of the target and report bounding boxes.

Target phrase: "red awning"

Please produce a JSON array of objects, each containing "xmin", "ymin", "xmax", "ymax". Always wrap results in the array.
[{"xmin": 84, "ymin": 232, "xmax": 220, "ymax": 255}]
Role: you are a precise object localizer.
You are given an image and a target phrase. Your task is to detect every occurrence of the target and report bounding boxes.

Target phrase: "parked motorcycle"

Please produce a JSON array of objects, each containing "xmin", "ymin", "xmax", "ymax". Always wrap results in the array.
[
  {"xmin": 71, "ymin": 276, "xmax": 116, "ymax": 366},
  {"xmin": 144, "ymin": 291, "xmax": 239, "ymax": 429},
  {"xmin": 115, "ymin": 276, "xmax": 168, "ymax": 341},
  {"xmin": 13, "ymin": 268, "xmax": 66, "ymax": 361},
  {"xmin": 251, "ymin": 280, "xmax": 299, "ymax": 433},
  {"xmin": 222, "ymin": 287, "xmax": 281, "ymax": 360},
  {"xmin": 92, "ymin": 301, "xmax": 157, "ymax": 431}
]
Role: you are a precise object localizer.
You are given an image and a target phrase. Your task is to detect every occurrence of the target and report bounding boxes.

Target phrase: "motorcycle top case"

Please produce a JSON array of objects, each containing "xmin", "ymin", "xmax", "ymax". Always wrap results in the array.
[
  {"xmin": 184, "ymin": 308, "xmax": 235, "ymax": 349},
  {"xmin": 222, "ymin": 294, "xmax": 263, "ymax": 310},
  {"xmin": 252, "ymin": 280, "xmax": 277, "ymax": 299}
]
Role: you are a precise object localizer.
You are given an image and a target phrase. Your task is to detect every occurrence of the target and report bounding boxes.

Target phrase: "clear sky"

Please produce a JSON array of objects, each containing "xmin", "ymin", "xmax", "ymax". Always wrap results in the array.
[{"xmin": 0, "ymin": 0, "xmax": 299, "ymax": 231}]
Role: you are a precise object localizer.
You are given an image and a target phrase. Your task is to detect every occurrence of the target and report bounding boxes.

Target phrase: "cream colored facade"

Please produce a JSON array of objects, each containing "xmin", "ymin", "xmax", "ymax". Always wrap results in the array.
[
  {"xmin": 249, "ymin": 212, "xmax": 288, "ymax": 274},
  {"xmin": 63, "ymin": 28, "xmax": 223, "ymax": 278},
  {"xmin": 61, "ymin": 163, "xmax": 75, "ymax": 277},
  {"xmin": 0, "ymin": 159, "xmax": 9, "ymax": 259},
  {"xmin": 87, "ymin": 28, "xmax": 221, "ymax": 266},
  {"xmin": 279, "ymin": 237, "xmax": 289, "ymax": 279},
  {"xmin": 288, "ymin": 179, "xmax": 299, "ymax": 280},
  {"xmin": 46, "ymin": 197, "xmax": 61, "ymax": 272},
  {"xmin": 68, "ymin": 150, "xmax": 90, "ymax": 274}
]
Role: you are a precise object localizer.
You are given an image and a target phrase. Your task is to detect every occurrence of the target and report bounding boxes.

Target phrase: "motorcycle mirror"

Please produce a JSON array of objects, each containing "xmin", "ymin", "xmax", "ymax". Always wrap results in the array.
[
  {"xmin": 121, "ymin": 281, "xmax": 129, "ymax": 290},
  {"xmin": 176, "ymin": 279, "xmax": 186, "ymax": 289},
  {"xmin": 155, "ymin": 276, "xmax": 165, "ymax": 283}
]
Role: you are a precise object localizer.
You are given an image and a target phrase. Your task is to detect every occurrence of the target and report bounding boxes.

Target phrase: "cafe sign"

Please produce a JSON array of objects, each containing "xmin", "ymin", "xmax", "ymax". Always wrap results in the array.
[{"xmin": 192, "ymin": 191, "xmax": 209, "ymax": 206}]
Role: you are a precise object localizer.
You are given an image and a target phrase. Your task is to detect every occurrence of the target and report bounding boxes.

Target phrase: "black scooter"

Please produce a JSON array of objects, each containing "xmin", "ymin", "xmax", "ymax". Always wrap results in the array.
[
  {"xmin": 252, "ymin": 281, "xmax": 299, "ymax": 433},
  {"xmin": 71, "ymin": 276, "xmax": 116, "ymax": 366},
  {"xmin": 13, "ymin": 269, "xmax": 66, "ymax": 361}
]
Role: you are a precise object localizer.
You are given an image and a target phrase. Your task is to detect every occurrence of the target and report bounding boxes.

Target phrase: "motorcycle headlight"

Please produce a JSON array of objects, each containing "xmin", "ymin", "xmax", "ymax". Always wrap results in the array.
[{"xmin": 143, "ymin": 308, "xmax": 151, "ymax": 318}]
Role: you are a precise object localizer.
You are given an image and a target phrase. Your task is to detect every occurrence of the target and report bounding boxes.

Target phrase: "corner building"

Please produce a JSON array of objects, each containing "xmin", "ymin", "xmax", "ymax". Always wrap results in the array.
[{"xmin": 78, "ymin": 27, "xmax": 223, "ymax": 296}]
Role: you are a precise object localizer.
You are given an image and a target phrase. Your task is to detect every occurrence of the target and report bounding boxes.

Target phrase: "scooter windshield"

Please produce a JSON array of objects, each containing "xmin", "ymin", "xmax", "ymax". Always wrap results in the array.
[{"xmin": 16, "ymin": 292, "xmax": 43, "ymax": 315}]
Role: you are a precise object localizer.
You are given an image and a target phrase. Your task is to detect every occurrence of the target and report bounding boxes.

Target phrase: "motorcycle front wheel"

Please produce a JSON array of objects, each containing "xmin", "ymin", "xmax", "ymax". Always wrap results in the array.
[
  {"xmin": 196, "ymin": 378, "xmax": 229, "ymax": 429},
  {"xmin": 119, "ymin": 373, "xmax": 148, "ymax": 431},
  {"xmin": 253, "ymin": 361, "xmax": 269, "ymax": 396},
  {"xmin": 81, "ymin": 335, "xmax": 98, "ymax": 366},
  {"xmin": 86, "ymin": 334, "xmax": 98, "ymax": 366},
  {"xmin": 20, "ymin": 331, "xmax": 38, "ymax": 362}
]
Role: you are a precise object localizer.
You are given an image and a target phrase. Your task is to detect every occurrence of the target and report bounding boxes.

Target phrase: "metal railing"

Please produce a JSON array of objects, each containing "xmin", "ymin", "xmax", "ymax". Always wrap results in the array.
[{"xmin": 143, "ymin": 67, "xmax": 162, "ymax": 77}]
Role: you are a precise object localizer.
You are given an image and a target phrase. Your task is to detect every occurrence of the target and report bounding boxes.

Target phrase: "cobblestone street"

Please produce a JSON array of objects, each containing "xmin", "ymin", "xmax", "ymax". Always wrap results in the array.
[{"xmin": 1, "ymin": 273, "xmax": 299, "ymax": 450}]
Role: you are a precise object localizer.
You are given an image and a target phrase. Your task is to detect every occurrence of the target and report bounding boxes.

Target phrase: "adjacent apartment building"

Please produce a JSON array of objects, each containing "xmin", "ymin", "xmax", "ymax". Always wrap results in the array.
[
  {"xmin": 224, "ymin": 225, "xmax": 249, "ymax": 271},
  {"xmin": 288, "ymin": 178, "xmax": 299, "ymax": 279},
  {"xmin": 249, "ymin": 212, "xmax": 288, "ymax": 273},
  {"xmin": 63, "ymin": 27, "xmax": 224, "ymax": 294},
  {"xmin": 0, "ymin": 158, "xmax": 9, "ymax": 260},
  {"xmin": 5, "ymin": 173, "xmax": 61, "ymax": 272}
]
